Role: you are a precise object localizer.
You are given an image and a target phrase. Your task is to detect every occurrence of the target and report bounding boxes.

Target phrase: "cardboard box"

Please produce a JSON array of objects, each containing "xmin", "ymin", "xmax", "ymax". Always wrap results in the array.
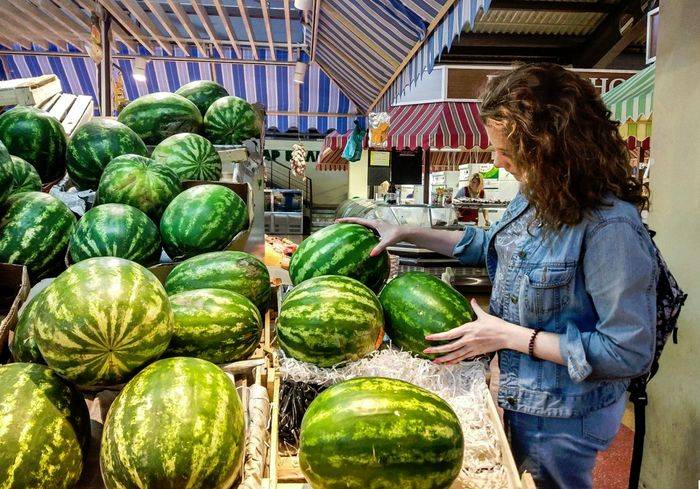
[{"xmin": 0, "ymin": 264, "xmax": 30, "ymax": 361}]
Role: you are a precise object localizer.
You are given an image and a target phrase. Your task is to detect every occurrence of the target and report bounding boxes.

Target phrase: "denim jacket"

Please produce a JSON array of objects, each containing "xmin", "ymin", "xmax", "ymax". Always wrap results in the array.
[{"xmin": 453, "ymin": 192, "xmax": 658, "ymax": 417}]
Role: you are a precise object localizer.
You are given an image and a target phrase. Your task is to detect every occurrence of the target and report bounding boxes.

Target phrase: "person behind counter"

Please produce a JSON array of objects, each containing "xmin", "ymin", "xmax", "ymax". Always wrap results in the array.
[
  {"xmin": 341, "ymin": 63, "xmax": 657, "ymax": 489},
  {"xmin": 455, "ymin": 173, "xmax": 490, "ymax": 226}
]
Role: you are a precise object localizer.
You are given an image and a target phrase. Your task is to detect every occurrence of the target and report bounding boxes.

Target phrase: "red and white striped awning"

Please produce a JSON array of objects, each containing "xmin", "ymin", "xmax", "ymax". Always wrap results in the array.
[{"xmin": 316, "ymin": 130, "xmax": 350, "ymax": 172}]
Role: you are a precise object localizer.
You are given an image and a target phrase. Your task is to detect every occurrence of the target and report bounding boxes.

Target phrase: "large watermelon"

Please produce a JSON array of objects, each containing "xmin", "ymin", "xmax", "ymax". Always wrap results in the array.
[
  {"xmin": 97, "ymin": 154, "xmax": 181, "ymax": 221},
  {"xmin": 299, "ymin": 377, "xmax": 464, "ymax": 489},
  {"xmin": 66, "ymin": 118, "xmax": 148, "ymax": 190},
  {"xmin": 151, "ymin": 132, "xmax": 223, "ymax": 181},
  {"xmin": 175, "ymin": 80, "xmax": 229, "ymax": 117},
  {"xmin": 203, "ymin": 96, "xmax": 262, "ymax": 145},
  {"xmin": 289, "ymin": 223, "xmax": 390, "ymax": 292},
  {"xmin": 164, "ymin": 251, "xmax": 270, "ymax": 312},
  {"xmin": 167, "ymin": 288, "xmax": 262, "ymax": 363},
  {"xmin": 0, "ymin": 363, "xmax": 91, "ymax": 489},
  {"xmin": 33, "ymin": 257, "xmax": 174, "ymax": 386},
  {"xmin": 379, "ymin": 272, "xmax": 475, "ymax": 359},
  {"xmin": 100, "ymin": 357, "xmax": 245, "ymax": 489},
  {"xmin": 0, "ymin": 191, "xmax": 77, "ymax": 278},
  {"xmin": 8, "ymin": 155, "xmax": 42, "ymax": 195},
  {"xmin": 0, "ymin": 105, "xmax": 67, "ymax": 182},
  {"xmin": 117, "ymin": 92, "xmax": 203, "ymax": 145},
  {"xmin": 278, "ymin": 275, "xmax": 383, "ymax": 367},
  {"xmin": 0, "ymin": 141, "xmax": 13, "ymax": 204},
  {"xmin": 160, "ymin": 184, "xmax": 247, "ymax": 259},
  {"xmin": 69, "ymin": 203, "xmax": 162, "ymax": 266},
  {"xmin": 9, "ymin": 288, "xmax": 47, "ymax": 364}
]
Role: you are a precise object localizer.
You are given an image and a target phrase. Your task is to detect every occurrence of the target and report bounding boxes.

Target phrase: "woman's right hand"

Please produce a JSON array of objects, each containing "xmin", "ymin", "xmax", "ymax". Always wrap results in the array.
[{"xmin": 337, "ymin": 218, "xmax": 406, "ymax": 256}]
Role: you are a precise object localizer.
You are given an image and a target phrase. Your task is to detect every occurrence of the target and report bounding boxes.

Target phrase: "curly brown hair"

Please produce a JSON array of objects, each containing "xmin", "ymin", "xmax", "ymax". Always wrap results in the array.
[{"xmin": 479, "ymin": 63, "xmax": 647, "ymax": 229}]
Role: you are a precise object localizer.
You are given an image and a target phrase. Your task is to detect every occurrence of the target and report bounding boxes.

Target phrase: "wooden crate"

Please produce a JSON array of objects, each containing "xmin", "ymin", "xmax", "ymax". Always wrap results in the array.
[
  {"xmin": 36, "ymin": 91, "xmax": 94, "ymax": 137},
  {"xmin": 0, "ymin": 75, "xmax": 61, "ymax": 107}
]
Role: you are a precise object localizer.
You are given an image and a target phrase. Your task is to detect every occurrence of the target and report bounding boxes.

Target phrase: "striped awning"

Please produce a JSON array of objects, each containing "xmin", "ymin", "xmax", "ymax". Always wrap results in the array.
[
  {"xmin": 316, "ymin": 148, "xmax": 349, "ymax": 172},
  {"xmin": 602, "ymin": 63, "xmax": 655, "ymax": 123},
  {"xmin": 430, "ymin": 149, "xmax": 491, "ymax": 171}
]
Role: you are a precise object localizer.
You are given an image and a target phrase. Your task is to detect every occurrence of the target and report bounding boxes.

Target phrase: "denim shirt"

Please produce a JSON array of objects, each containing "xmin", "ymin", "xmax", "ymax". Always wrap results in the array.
[{"xmin": 453, "ymin": 192, "xmax": 658, "ymax": 417}]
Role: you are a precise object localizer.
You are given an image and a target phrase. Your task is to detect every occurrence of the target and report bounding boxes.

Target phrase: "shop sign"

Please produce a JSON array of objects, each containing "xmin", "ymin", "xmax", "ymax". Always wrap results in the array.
[{"xmin": 264, "ymin": 148, "xmax": 320, "ymax": 164}]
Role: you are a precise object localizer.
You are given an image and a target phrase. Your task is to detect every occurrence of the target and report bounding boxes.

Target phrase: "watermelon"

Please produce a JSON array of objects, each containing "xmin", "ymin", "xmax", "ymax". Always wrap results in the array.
[
  {"xmin": 175, "ymin": 80, "xmax": 230, "ymax": 117},
  {"xmin": 69, "ymin": 203, "xmax": 161, "ymax": 266},
  {"xmin": 151, "ymin": 132, "xmax": 222, "ymax": 181},
  {"xmin": 164, "ymin": 251, "xmax": 270, "ymax": 312},
  {"xmin": 278, "ymin": 275, "xmax": 383, "ymax": 367},
  {"xmin": 0, "ymin": 105, "xmax": 67, "ymax": 182},
  {"xmin": 100, "ymin": 357, "xmax": 245, "ymax": 489},
  {"xmin": 9, "ymin": 288, "xmax": 47, "ymax": 364},
  {"xmin": 0, "ymin": 141, "xmax": 13, "ymax": 204},
  {"xmin": 166, "ymin": 288, "xmax": 262, "ymax": 363},
  {"xmin": 66, "ymin": 118, "xmax": 148, "ymax": 190},
  {"xmin": 0, "ymin": 191, "xmax": 77, "ymax": 279},
  {"xmin": 0, "ymin": 363, "xmax": 90, "ymax": 489},
  {"xmin": 160, "ymin": 184, "xmax": 247, "ymax": 259},
  {"xmin": 33, "ymin": 257, "xmax": 174, "ymax": 386},
  {"xmin": 8, "ymin": 155, "xmax": 42, "ymax": 195},
  {"xmin": 299, "ymin": 377, "xmax": 464, "ymax": 489},
  {"xmin": 97, "ymin": 154, "xmax": 181, "ymax": 221},
  {"xmin": 117, "ymin": 92, "xmax": 203, "ymax": 145},
  {"xmin": 379, "ymin": 272, "xmax": 475, "ymax": 359},
  {"xmin": 289, "ymin": 223, "xmax": 390, "ymax": 292},
  {"xmin": 203, "ymin": 96, "xmax": 262, "ymax": 145}
]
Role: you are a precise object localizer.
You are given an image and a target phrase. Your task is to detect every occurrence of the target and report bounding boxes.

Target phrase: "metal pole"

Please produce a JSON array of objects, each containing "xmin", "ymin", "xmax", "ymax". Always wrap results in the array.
[{"xmin": 99, "ymin": 11, "xmax": 112, "ymax": 117}]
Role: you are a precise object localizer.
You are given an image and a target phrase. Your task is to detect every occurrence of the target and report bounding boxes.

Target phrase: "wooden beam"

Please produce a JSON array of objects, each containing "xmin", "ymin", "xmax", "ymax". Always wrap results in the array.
[
  {"xmin": 399, "ymin": 0, "xmax": 434, "ymax": 22},
  {"xmin": 167, "ymin": 0, "xmax": 207, "ymax": 56},
  {"xmin": 117, "ymin": 0, "xmax": 173, "ymax": 55},
  {"xmin": 452, "ymin": 33, "xmax": 584, "ymax": 49},
  {"xmin": 489, "ymin": 0, "xmax": 613, "ymax": 13},
  {"xmin": 66, "ymin": 0, "xmax": 138, "ymax": 52},
  {"xmin": 5, "ymin": 1, "xmax": 69, "ymax": 50},
  {"xmin": 213, "ymin": 0, "xmax": 242, "ymax": 58},
  {"xmin": 112, "ymin": 25, "xmax": 140, "ymax": 53},
  {"xmin": 97, "ymin": 0, "xmax": 155, "ymax": 54},
  {"xmin": 311, "ymin": 0, "xmax": 321, "ymax": 61},
  {"xmin": 283, "ymin": 0, "xmax": 293, "ymax": 60},
  {"xmin": 142, "ymin": 0, "xmax": 189, "ymax": 55},
  {"xmin": 34, "ymin": 0, "xmax": 90, "ymax": 42},
  {"xmin": 191, "ymin": 0, "xmax": 225, "ymax": 58},
  {"xmin": 237, "ymin": 0, "xmax": 259, "ymax": 60},
  {"xmin": 0, "ymin": 19, "xmax": 38, "ymax": 50},
  {"xmin": 261, "ymin": 0, "xmax": 277, "ymax": 60},
  {"xmin": 50, "ymin": 0, "xmax": 92, "ymax": 29}
]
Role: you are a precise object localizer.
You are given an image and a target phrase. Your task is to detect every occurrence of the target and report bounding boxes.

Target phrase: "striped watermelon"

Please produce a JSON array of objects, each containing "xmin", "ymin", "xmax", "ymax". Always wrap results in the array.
[
  {"xmin": 164, "ymin": 251, "xmax": 270, "ymax": 312},
  {"xmin": 278, "ymin": 275, "xmax": 383, "ymax": 367},
  {"xmin": 117, "ymin": 92, "xmax": 202, "ymax": 145},
  {"xmin": 167, "ymin": 288, "xmax": 262, "ymax": 363},
  {"xmin": 33, "ymin": 257, "xmax": 174, "ymax": 387},
  {"xmin": 299, "ymin": 377, "xmax": 464, "ymax": 489},
  {"xmin": 100, "ymin": 357, "xmax": 245, "ymax": 489},
  {"xmin": 66, "ymin": 118, "xmax": 148, "ymax": 190},
  {"xmin": 151, "ymin": 132, "xmax": 223, "ymax": 181},
  {"xmin": 289, "ymin": 223, "xmax": 390, "ymax": 292},
  {"xmin": 0, "ymin": 191, "xmax": 76, "ymax": 279},
  {"xmin": 203, "ymin": 96, "xmax": 263, "ymax": 145},
  {"xmin": 0, "ymin": 105, "xmax": 67, "ymax": 182},
  {"xmin": 160, "ymin": 184, "xmax": 247, "ymax": 259},
  {"xmin": 97, "ymin": 154, "xmax": 181, "ymax": 221},
  {"xmin": 0, "ymin": 141, "xmax": 13, "ymax": 204},
  {"xmin": 69, "ymin": 203, "xmax": 162, "ymax": 266},
  {"xmin": 8, "ymin": 155, "xmax": 42, "ymax": 195},
  {"xmin": 175, "ymin": 80, "xmax": 230, "ymax": 117},
  {"xmin": 0, "ymin": 363, "xmax": 90, "ymax": 489},
  {"xmin": 9, "ymin": 288, "xmax": 47, "ymax": 364}
]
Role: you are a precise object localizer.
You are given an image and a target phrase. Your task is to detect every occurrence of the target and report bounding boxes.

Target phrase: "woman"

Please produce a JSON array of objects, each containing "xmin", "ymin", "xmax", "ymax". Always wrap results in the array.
[
  {"xmin": 455, "ymin": 173, "xmax": 490, "ymax": 226},
  {"xmin": 342, "ymin": 64, "xmax": 657, "ymax": 489}
]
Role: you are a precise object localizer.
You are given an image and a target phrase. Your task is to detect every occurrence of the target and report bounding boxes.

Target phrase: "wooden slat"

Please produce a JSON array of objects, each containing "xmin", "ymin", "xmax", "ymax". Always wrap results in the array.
[
  {"xmin": 283, "ymin": 0, "xmax": 293, "ymax": 60},
  {"xmin": 0, "ymin": 20, "xmax": 36, "ymax": 50},
  {"xmin": 13, "ymin": 0, "xmax": 84, "ymax": 49},
  {"xmin": 62, "ymin": 95, "xmax": 94, "ymax": 136},
  {"xmin": 50, "ymin": 0, "xmax": 92, "ymax": 30},
  {"xmin": 112, "ymin": 24, "xmax": 141, "ymax": 53},
  {"xmin": 261, "ymin": 0, "xmax": 277, "ymax": 60},
  {"xmin": 118, "ymin": 0, "xmax": 173, "ymax": 55},
  {"xmin": 143, "ymin": 0, "xmax": 189, "ymax": 55},
  {"xmin": 69, "ymin": 0, "xmax": 139, "ymax": 52},
  {"xmin": 213, "ymin": 0, "xmax": 242, "ymax": 58},
  {"xmin": 237, "ymin": 0, "xmax": 259, "ymax": 60},
  {"xmin": 97, "ymin": 0, "xmax": 156, "ymax": 54},
  {"xmin": 32, "ymin": 0, "xmax": 90, "ymax": 43},
  {"xmin": 4, "ymin": 2, "xmax": 69, "ymax": 50},
  {"xmin": 36, "ymin": 92, "xmax": 63, "ymax": 111},
  {"xmin": 167, "ymin": 0, "xmax": 207, "ymax": 56},
  {"xmin": 191, "ymin": 0, "xmax": 225, "ymax": 58},
  {"xmin": 48, "ymin": 94, "xmax": 78, "ymax": 122}
]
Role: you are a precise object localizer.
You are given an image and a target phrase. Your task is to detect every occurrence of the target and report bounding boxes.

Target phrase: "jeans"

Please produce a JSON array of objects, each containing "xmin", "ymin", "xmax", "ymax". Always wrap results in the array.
[{"xmin": 504, "ymin": 394, "xmax": 627, "ymax": 489}]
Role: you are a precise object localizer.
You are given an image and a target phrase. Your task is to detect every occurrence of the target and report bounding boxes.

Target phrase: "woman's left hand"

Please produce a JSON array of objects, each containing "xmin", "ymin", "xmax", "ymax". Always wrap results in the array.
[{"xmin": 423, "ymin": 299, "xmax": 511, "ymax": 365}]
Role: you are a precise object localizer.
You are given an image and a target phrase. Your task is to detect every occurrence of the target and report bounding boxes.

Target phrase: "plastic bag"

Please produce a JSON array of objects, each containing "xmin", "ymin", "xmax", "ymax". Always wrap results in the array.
[{"xmin": 342, "ymin": 121, "xmax": 365, "ymax": 162}]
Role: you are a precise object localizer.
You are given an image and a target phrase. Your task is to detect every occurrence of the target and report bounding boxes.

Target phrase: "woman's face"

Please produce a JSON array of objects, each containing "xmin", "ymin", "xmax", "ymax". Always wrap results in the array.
[
  {"xmin": 485, "ymin": 120, "xmax": 523, "ymax": 181},
  {"xmin": 469, "ymin": 178, "xmax": 480, "ymax": 190}
]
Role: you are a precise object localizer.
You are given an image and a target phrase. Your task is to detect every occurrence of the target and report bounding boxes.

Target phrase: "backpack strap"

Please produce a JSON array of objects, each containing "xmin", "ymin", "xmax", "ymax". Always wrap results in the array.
[{"xmin": 628, "ymin": 381, "xmax": 648, "ymax": 489}]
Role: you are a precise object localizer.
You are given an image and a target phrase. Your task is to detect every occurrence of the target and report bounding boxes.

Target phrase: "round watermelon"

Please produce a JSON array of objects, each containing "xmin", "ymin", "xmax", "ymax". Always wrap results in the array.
[
  {"xmin": 0, "ymin": 363, "xmax": 90, "ymax": 489},
  {"xmin": 0, "ymin": 105, "xmax": 67, "ymax": 182},
  {"xmin": 100, "ymin": 357, "xmax": 245, "ymax": 489},
  {"xmin": 10, "ymin": 288, "xmax": 47, "ymax": 364},
  {"xmin": 117, "ymin": 92, "xmax": 203, "ymax": 145},
  {"xmin": 0, "ymin": 141, "xmax": 13, "ymax": 204},
  {"xmin": 0, "ymin": 191, "xmax": 76, "ymax": 279},
  {"xmin": 167, "ymin": 288, "xmax": 262, "ymax": 363},
  {"xmin": 299, "ymin": 377, "xmax": 464, "ymax": 489},
  {"xmin": 97, "ymin": 154, "xmax": 181, "ymax": 221},
  {"xmin": 278, "ymin": 275, "xmax": 383, "ymax": 367},
  {"xmin": 151, "ymin": 132, "xmax": 222, "ymax": 181},
  {"xmin": 160, "ymin": 184, "xmax": 247, "ymax": 259},
  {"xmin": 289, "ymin": 223, "xmax": 390, "ymax": 293},
  {"xmin": 175, "ymin": 80, "xmax": 230, "ymax": 117},
  {"xmin": 66, "ymin": 118, "xmax": 148, "ymax": 190},
  {"xmin": 203, "ymin": 96, "xmax": 262, "ymax": 145},
  {"xmin": 164, "ymin": 251, "xmax": 270, "ymax": 312},
  {"xmin": 69, "ymin": 203, "xmax": 161, "ymax": 265},
  {"xmin": 8, "ymin": 155, "xmax": 42, "ymax": 195},
  {"xmin": 33, "ymin": 257, "xmax": 174, "ymax": 387}
]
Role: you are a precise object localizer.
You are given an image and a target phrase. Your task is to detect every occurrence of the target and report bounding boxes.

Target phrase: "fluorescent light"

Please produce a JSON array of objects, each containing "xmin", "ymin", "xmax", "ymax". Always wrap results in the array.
[
  {"xmin": 294, "ymin": 61, "xmax": 307, "ymax": 84},
  {"xmin": 294, "ymin": 0, "xmax": 313, "ymax": 10},
  {"xmin": 133, "ymin": 57, "xmax": 148, "ymax": 82}
]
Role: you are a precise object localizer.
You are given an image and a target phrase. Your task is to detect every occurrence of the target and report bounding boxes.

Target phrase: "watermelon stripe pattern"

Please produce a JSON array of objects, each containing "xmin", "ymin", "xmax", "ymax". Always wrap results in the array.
[
  {"xmin": 10, "ymin": 288, "xmax": 47, "ymax": 364},
  {"xmin": 0, "ymin": 141, "xmax": 13, "ymax": 204},
  {"xmin": 204, "ymin": 96, "xmax": 262, "ymax": 145},
  {"xmin": 299, "ymin": 377, "xmax": 464, "ymax": 489},
  {"xmin": 151, "ymin": 133, "xmax": 222, "ymax": 182},
  {"xmin": 8, "ymin": 155, "xmax": 42, "ymax": 195},
  {"xmin": 175, "ymin": 80, "xmax": 229, "ymax": 117}
]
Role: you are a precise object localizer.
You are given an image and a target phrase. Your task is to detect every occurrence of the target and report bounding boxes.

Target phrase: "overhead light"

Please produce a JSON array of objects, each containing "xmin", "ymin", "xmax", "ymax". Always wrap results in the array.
[
  {"xmin": 133, "ymin": 57, "xmax": 148, "ymax": 82},
  {"xmin": 294, "ymin": 0, "xmax": 313, "ymax": 11},
  {"xmin": 294, "ymin": 61, "xmax": 308, "ymax": 84}
]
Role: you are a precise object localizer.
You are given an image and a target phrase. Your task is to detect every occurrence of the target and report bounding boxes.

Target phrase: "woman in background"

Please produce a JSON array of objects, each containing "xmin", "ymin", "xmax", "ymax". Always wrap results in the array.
[{"xmin": 455, "ymin": 173, "xmax": 490, "ymax": 226}]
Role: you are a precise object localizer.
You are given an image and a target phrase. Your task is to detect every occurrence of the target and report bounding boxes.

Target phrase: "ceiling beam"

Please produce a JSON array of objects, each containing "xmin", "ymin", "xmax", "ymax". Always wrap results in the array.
[
  {"xmin": 153, "ymin": 2, "xmax": 300, "ymax": 21},
  {"xmin": 0, "ymin": 19, "xmax": 38, "ymax": 50},
  {"xmin": 488, "ymin": 0, "xmax": 613, "ymax": 13},
  {"xmin": 213, "ymin": 0, "xmax": 242, "ymax": 58},
  {"xmin": 311, "ymin": 0, "xmax": 321, "ymax": 61},
  {"xmin": 68, "ymin": 0, "xmax": 139, "ymax": 52},
  {"xmin": 97, "ymin": 0, "xmax": 156, "ymax": 54},
  {"xmin": 7, "ymin": 0, "xmax": 72, "ymax": 50},
  {"xmin": 451, "ymin": 32, "xmax": 584, "ymax": 49},
  {"xmin": 237, "ymin": 0, "xmax": 259, "ymax": 60},
  {"xmin": 261, "ymin": 0, "xmax": 277, "ymax": 60},
  {"xmin": 191, "ymin": 0, "xmax": 225, "ymax": 58},
  {"xmin": 117, "ymin": 0, "xmax": 173, "ymax": 54},
  {"xmin": 142, "ymin": 0, "xmax": 189, "ymax": 54},
  {"xmin": 33, "ymin": 0, "xmax": 90, "ymax": 43},
  {"xmin": 283, "ymin": 0, "xmax": 293, "ymax": 60},
  {"xmin": 167, "ymin": 0, "xmax": 207, "ymax": 56}
]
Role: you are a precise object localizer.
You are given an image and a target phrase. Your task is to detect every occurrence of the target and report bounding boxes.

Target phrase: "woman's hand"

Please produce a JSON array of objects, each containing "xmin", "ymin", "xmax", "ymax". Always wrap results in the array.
[{"xmin": 336, "ymin": 217, "xmax": 408, "ymax": 256}]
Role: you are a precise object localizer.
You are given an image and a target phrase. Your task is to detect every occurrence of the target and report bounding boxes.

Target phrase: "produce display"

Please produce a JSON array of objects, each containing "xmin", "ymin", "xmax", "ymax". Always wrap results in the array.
[
  {"xmin": 204, "ymin": 96, "xmax": 262, "ymax": 145},
  {"xmin": 151, "ymin": 132, "xmax": 223, "ymax": 181},
  {"xmin": 0, "ymin": 141, "xmax": 13, "ymax": 204},
  {"xmin": 175, "ymin": 80, "xmax": 230, "ymax": 117},
  {"xmin": 8, "ymin": 155, "xmax": 42, "ymax": 194},
  {"xmin": 9, "ymin": 288, "xmax": 46, "ymax": 364}
]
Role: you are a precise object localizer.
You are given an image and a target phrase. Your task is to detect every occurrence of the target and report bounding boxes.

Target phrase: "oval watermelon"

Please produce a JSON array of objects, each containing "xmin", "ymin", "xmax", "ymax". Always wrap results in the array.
[
  {"xmin": 8, "ymin": 155, "xmax": 42, "ymax": 195},
  {"xmin": 151, "ymin": 132, "xmax": 222, "ymax": 181},
  {"xmin": 97, "ymin": 154, "xmax": 181, "ymax": 221},
  {"xmin": 204, "ymin": 96, "xmax": 262, "ymax": 145},
  {"xmin": 33, "ymin": 257, "xmax": 174, "ymax": 386},
  {"xmin": 9, "ymin": 288, "xmax": 47, "ymax": 364},
  {"xmin": 117, "ymin": 92, "xmax": 203, "ymax": 145},
  {"xmin": 164, "ymin": 251, "xmax": 270, "ymax": 312},
  {"xmin": 0, "ymin": 141, "xmax": 13, "ymax": 204},
  {"xmin": 160, "ymin": 184, "xmax": 247, "ymax": 259},
  {"xmin": 100, "ymin": 357, "xmax": 245, "ymax": 489},
  {"xmin": 175, "ymin": 80, "xmax": 229, "ymax": 117},
  {"xmin": 69, "ymin": 203, "xmax": 162, "ymax": 265},
  {"xmin": 289, "ymin": 223, "xmax": 390, "ymax": 292},
  {"xmin": 0, "ymin": 191, "xmax": 77, "ymax": 279},
  {"xmin": 278, "ymin": 275, "xmax": 383, "ymax": 367},
  {"xmin": 0, "ymin": 363, "xmax": 90, "ymax": 489},
  {"xmin": 299, "ymin": 377, "xmax": 464, "ymax": 489},
  {"xmin": 66, "ymin": 118, "xmax": 148, "ymax": 190},
  {"xmin": 379, "ymin": 272, "xmax": 475, "ymax": 359}
]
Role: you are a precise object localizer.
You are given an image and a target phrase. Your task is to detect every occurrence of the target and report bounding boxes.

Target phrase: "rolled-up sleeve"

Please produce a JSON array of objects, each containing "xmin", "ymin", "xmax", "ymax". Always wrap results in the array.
[
  {"xmin": 559, "ymin": 219, "xmax": 657, "ymax": 383},
  {"xmin": 452, "ymin": 226, "xmax": 492, "ymax": 266}
]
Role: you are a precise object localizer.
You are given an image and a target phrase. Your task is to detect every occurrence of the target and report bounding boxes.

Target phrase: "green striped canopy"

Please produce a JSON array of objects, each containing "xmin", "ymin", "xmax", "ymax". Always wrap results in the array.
[{"xmin": 603, "ymin": 63, "xmax": 655, "ymax": 122}]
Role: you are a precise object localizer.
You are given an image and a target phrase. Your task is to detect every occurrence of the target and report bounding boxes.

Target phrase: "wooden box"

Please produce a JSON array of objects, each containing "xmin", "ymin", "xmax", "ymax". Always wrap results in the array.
[
  {"xmin": 0, "ymin": 264, "xmax": 30, "ymax": 361},
  {"xmin": 0, "ymin": 75, "xmax": 61, "ymax": 107}
]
